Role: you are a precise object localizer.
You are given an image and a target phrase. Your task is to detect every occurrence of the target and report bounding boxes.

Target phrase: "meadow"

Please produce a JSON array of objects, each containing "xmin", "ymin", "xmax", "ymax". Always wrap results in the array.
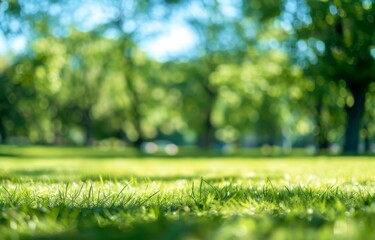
[{"xmin": 0, "ymin": 146, "xmax": 374, "ymax": 239}]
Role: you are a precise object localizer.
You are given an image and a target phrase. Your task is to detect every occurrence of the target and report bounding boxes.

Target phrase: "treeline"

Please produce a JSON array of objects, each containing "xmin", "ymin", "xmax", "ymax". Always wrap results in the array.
[{"xmin": 0, "ymin": 0, "xmax": 374, "ymax": 154}]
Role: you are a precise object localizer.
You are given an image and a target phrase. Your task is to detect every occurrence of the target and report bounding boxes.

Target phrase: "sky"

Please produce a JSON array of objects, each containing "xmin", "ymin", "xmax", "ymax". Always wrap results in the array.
[
  {"xmin": 0, "ymin": 25, "xmax": 196, "ymax": 61},
  {"xmin": 79, "ymin": 1, "xmax": 200, "ymax": 61},
  {"xmin": 140, "ymin": 23, "xmax": 197, "ymax": 61},
  {"xmin": 0, "ymin": 1, "xmax": 198, "ymax": 61},
  {"xmin": 0, "ymin": 0, "xmax": 245, "ymax": 61}
]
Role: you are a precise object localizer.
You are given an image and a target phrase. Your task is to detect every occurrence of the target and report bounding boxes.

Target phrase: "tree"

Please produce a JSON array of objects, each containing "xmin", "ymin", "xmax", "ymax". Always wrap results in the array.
[
  {"xmin": 0, "ymin": 58, "xmax": 13, "ymax": 143},
  {"xmin": 210, "ymin": 47, "xmax": 305, "ymax": 147},
  {"xmin": 61, "ymin": 29, "xmax": 114, "ymax": 145},
  {"xmin": 363, "ymin": 83, "xmax": 375, "ymax": 152},
  {"xmin": 292, "ymin": 0, "xmax": 375, "ymax": 153},
  {"xmin": 168, "ymin": 56, "xmax": 220, "ymax": 148},
  {"xmin": 0, "ymin": 0, "xmax": 83, "ymax": 144},
  {"xmin": 296, "ymin": 56, "xmax": 347, "ymax": 152},
  {"xmin": 0, "ymin": 55, "xmax": 42, "ymax": 144},
  {"xmin": 96, "ymin": 0, "xmax": 180, "ymax": 148},
  {"xmin": 25, "ymin": 36, "xmax": 68, "ymax": 144},
  {"xmin": 173, "ymin": 0, "xmax": 246, "ymax": 149}
]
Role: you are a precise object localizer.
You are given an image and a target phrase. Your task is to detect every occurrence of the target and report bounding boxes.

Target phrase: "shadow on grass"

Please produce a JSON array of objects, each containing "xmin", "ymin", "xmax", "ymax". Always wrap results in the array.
[
  {"xmin": 29, "ymin": 215, "xmax": 222, "ymax": 240},
  {"xmin": 0, "ymin": 145, "xmax": 343, "ymax": 159},
  {"xmin": 0, "ymin": 173, "xmax": 240, "ymax": 183},
  {"xmin": 9, "ymin": 169, "xmax": 70, "ymax": 177},
  {"xmin": 20, "ymin": 210, "xmax": 346, "ymax": 240},
  {"xmin": 0, "ymin": 153, "xmax": 18, "ymax": 157},
  {"xmin": 0, "ymin": 168, "xmax": 284, "ymax": 183},
  {"xmin": 11, "ymin": 201, "xmax": 335, "ymax": 240}
]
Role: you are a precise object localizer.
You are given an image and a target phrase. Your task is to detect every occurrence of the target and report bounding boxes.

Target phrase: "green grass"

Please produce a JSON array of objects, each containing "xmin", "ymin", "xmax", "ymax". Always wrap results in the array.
[{"xmin": 0, "ymin": 146, "xmax": 374, "ymax": 239}]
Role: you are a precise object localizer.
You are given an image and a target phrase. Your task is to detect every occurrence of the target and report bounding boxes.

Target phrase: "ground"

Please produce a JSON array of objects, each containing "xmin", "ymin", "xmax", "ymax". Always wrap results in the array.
[{"xmin": 0, "ymin": 146, "xmax": 374, "ymax": 239}]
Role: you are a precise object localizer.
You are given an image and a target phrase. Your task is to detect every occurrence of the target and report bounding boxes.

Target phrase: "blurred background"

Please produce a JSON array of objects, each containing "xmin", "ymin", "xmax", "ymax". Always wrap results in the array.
[{"xmin": 0, "ymin": 0, "xmax": 374, "ymax": 155}]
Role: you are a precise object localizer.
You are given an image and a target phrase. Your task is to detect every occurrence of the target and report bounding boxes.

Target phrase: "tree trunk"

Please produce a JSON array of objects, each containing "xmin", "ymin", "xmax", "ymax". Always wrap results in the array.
[
  {"xmin": 126, "ymin": 86, "xmax": 144, "ymax": 150},
  {"xmin": 200, "ymin": 110, "xmax": 214, "ymax": 149},
  {"xmin": 133, "ymin": 135, "xmax": 144, "ymax": 149},
  {"xmin": 84, "ymin": 108, "xmax": 93, "ymax": 146},
  {"xmin": 314, "ymin": 98, "xmax": 330, "ymax": 153},
  {"xmin": 0, "ymin": 115, "xmax": 7, "ymax": 144},
  {"xmin": 131, "ymin": 101, "xmax": 145, "ymax": 150},
  {"xmin": 116, "ymin": 129, "xmax": 127, "ymax": 143},
  {"xmin": 124, "ymin": 66, "xmax": 144, "ymax": 150},
  {"xmin": 51, "ymin": 104, "xmax": 63, "ymax": 145},
  {"xmin": 199, "ymin": 81, "xmax": 217, "ymax": 150},
  {"xmin": 363, "ymin": 123, "xmax": 371, "ymax": 153},
  {"xmin": 53, "ymin": 123, "xmax": 62, "ymax": 145},
  {"xmin": 343, "ymin": 83, "xmax": 368, "ymax": 154},
  {"xmin": 129, "ymin": 103, "xmax": 145, "ymax": 150}
]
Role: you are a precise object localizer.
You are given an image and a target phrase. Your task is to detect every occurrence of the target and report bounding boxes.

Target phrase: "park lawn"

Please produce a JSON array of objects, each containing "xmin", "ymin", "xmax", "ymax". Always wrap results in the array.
[{"xmin": 0, "ymin": 148, "xmax": 374, "ymax": 239}]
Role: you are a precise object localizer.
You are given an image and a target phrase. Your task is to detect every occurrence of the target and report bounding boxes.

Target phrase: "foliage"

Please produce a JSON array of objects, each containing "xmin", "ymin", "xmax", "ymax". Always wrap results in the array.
[
  {"xmin": 290, "ymin": 0, "xmax": 375, "ymax": 152},
  {"xmin": 0, "ymin": 0, "xmax": 375, "ymax": 152}
]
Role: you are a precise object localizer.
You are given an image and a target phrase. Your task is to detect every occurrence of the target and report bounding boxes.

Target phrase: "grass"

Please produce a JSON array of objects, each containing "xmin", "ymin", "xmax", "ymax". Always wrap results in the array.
[{"xmin": 0, "ymin": 146, "xmax": 374, "ymax": 239}]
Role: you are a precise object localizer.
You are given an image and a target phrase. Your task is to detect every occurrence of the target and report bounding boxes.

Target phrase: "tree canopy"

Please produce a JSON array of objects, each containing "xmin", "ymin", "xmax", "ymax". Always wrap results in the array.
[{"xmin": 0, "ymin": 0, "xmax": 374, "ymax": 154}]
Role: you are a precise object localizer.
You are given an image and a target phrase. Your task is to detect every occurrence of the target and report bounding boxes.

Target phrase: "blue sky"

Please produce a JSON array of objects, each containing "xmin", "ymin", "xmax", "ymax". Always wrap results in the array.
[
  {"xmin": 0, "ymin": 0, "xmax": 244, "ymax": 61},
  {"xmin": 140, "ymin": 23, "xmax": 198, "ymax": 61},
  {"xmin": 79, "ymin": 1, "xmax": 200, "ymax": 61},
  {"xmin": 0, "ymin": 24, "xmax": 197, "ymax": 61},
  {"xmin": 0, "ymin": 1, "xmax": 199, "ymax": 61}
]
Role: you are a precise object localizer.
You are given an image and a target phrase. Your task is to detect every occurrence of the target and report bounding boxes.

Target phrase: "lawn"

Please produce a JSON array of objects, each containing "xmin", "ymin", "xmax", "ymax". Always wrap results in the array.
[{"xmin": 0, "ymin": 146, "xmax": 374, "ymax": 239}]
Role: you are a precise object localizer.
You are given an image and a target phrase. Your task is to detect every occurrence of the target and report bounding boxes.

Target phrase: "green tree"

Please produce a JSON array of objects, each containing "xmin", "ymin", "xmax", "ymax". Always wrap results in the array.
[
  {"xmin": 0, "ymin": 58, "xmax": 15, "ymax": 143},
  {"xmin": 211, "ymin": 48, "xmax": 305, "ymax": 147},
  {"xmin": 168, "ymin": 57, "xmax": 219, "ymax": 148},
  {"xmin": 363, "ymin": 82, "xmax": 375, "ymax": 152},
  {"xmin": 293, "ymin": 0, "xmax": 375, "ymax": 153},
  {"xmin": 0, "ymin": 55, "xmax": 41, "ymax": 144},
  {"xmin": 30, "ymin": 36, "xmax": 68, "ymax": 144},
  {"xmin": 61, "ymin": 29, "xmax": 114, "ymax": 145},
  {"xmin": 175, "ymin": 0, "xmax": 246, "ymax": 149},
  {"xmin": 98, "ymin": 0, "xmax": 179, "ymax": 148}
]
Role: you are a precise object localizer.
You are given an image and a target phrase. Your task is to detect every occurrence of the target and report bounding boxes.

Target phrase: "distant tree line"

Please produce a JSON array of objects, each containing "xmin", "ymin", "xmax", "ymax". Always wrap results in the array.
[{"xmin": 0, "ymin": 0, "xmax": 374, "ymax": 154}]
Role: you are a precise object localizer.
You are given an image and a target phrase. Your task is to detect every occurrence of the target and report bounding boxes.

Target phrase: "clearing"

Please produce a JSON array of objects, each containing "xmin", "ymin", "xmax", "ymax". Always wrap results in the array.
[{"xmin": 0, "ymin": 146, "xmax": 374, "ymax": 239}]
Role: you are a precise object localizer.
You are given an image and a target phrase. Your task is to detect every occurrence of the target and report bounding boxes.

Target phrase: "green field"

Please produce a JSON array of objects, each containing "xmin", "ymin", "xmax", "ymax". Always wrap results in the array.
[{"xmin": 0, "ymin": 146, "xmax": 374, "ymax": 239}]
